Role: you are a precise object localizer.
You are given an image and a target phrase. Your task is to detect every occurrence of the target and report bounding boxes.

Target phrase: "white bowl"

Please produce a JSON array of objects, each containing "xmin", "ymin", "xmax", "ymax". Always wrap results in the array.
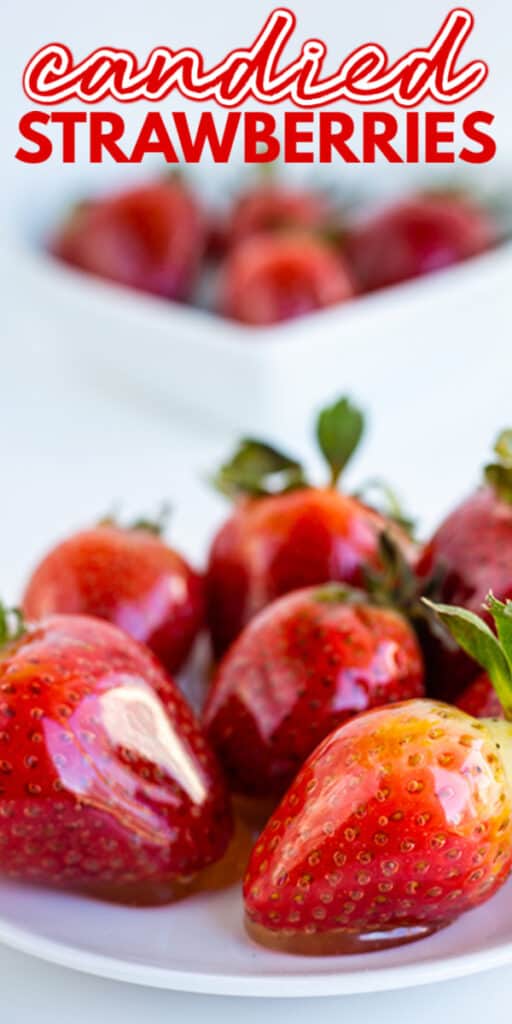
[{"xmin": 8, "ymin": 232, "xmax": 512, "ymax": 449}]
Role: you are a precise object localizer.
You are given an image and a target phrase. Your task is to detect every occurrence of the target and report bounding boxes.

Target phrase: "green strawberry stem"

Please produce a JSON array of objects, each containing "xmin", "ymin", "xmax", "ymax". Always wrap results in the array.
[
  {"xmin": 316, "ymin": 397, "xmax": 364, "ymax": 488},
  {"xmin": 0, "ymin": 605, "xmax": 26, "ymax": 650},
  {"xmin": 212, "ymin": 395, "xmax": 365, "ymax": 499},
  {"xmin": 484, "ymin": 430, "xmax": 512, "ymax": 503},
  {"xmin": 423, "ymin": 594, "xmax": 512, "ymax": 720},
  {"xmin": 364, "ymin": 532, "xmax": 419, "ymax": 610},
  {"xmin": 99, "ymin": 504, "xmax": 171, "ymax": 537}
]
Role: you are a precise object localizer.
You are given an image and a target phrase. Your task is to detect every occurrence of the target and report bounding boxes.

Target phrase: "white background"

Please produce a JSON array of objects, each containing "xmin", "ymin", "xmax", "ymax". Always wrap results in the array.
[{"xmin": 3, "ymin": 0, "xmax": 512, "ymax": 1020}]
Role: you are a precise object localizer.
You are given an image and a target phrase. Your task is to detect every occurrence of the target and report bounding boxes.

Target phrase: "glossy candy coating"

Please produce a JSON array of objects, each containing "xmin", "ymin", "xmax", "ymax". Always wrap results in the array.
[
  {"xmin": 0, "ymin": 615, "xmax": 231, "ymax": 898},
  {"xmin": 417, "ymin": 488, "xmax": 512, "ymax": 699},
  {"xmin": 23, "ymin": 525, "xmax": 204, "ymax": 675},
  {"xmin": 204, "ymin": 586, "xmax": 424, "ymax": 797},
  {"xmin": 244, "ymin": 700, "xmax": 512, "ymax": 954},
  {"xmin": 206, "ymin": 487, "xmax": 414, "ymax": 657}
]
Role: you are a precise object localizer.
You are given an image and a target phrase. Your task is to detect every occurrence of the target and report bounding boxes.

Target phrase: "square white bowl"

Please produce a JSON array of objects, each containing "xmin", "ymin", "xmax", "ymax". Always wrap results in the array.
[{"xmin": 8, "ymin": 231, "xmax": 512, "ymax": 452}]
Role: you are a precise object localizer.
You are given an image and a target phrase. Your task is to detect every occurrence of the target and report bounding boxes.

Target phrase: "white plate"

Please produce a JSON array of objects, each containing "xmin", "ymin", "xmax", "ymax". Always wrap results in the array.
[
  {"xmin": 2, "ymin": 248, "xmax": 512, "ymax": 998},
  {"xmin": 0, "ymin": 874, "xmax": 511, "ymax": 997}
]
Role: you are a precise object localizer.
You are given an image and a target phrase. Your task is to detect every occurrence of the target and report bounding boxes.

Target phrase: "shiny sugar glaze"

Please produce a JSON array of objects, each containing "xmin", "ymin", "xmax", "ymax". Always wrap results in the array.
[
  {"xmin": 0, "ymin": 615, "xmax": 232, "ymax": 901},
  {"xmin": 205, "ymin": 588, "xmax": 424, "ymax": 798},
  {"xmin": 207, "ymin": 487, "xmax": 414, "ymax": 657},
  {"xmin": 244, "ymin": 702, "xmax": 512, "ymax": 954}
]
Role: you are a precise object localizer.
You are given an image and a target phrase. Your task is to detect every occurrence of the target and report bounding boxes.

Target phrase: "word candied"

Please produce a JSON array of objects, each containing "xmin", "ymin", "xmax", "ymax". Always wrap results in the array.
[
  {"xmin": 17, "ymin": 109, "xmax": 495, "ymax": 165},
  {"xmin": 22, "ymin": 8, "xmax": 486, "ymax": 109}
]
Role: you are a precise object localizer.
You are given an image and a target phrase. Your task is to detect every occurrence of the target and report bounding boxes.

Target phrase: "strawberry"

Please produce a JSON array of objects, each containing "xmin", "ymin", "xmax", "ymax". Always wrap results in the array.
[
  {"xmin": 22, "ymin": 515, "xmax": 203, "ymax": 675},
  {"xmin": 456, "ymin": 674, "xmax": 502, "ymax": 719},
  {"xmin": 225, "ymin": 182, "xmax": 336, "ymax": 251},
  {"xmin": 206, "ymin": 397, "xmax": 415, "ymax": 656},
  {"xmin": 0, "ymin": 609, "xmax": 232, "ymax": 902},
  {"xmin": 204, "ymin": 584, "xmax": 424, "ymax": 799},
  {"xmin": 52, "ymin": 176, "xmax": 206, "ymax": 301},
  {"xmin": 243, "ymin": 595, "xmax": 512, "ymax": 955},
  {"xmin": 344, "ymin": 193, "xmax": 496, "ymax": 293},
  {"xmin": 417, "ymin": 430, "xmax": 512, "ymax": 700},
  {"xmin": 220, "ymin": 234, "xmax": 354, "ymax": 325}
]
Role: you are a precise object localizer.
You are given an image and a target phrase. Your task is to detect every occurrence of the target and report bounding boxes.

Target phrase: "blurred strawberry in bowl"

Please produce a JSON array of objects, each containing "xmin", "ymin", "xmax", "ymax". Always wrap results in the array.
[
  {"xmin": 52, "ymin": 176, "xmax": 206, "ymax": 301},
  {"xmin": 345, "ymin": 192, "xmax": 497, "ymax": 293},
  {"xmin": 220, "ymin": 233, "xmax": 354, "ymax": 325},
  {"xmin": 225, "ymin": 181, "xmax": 336, "ymax": 251}
]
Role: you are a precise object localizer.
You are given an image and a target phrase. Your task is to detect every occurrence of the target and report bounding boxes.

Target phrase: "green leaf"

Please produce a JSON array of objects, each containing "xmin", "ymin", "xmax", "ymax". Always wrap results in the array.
[
  {"xmin": 495, "ymin": 430, "xmax": 512, "ymax": 462},
  {"xmin": 484, "ymin": 429, "xmax": 512, "ymax": 503},
  {"xmin": 130, "ymin": 503, "xmax": 171, "ymax": 537},
  {"xmin": 212, "ymin": 439, "xmax": 307, "ymax": 499},
  {"xmin": 316, "ymin": 396, "xmax": 365, "ymax": 487},
  {"xmin": 422, "ymin": 597, "xmax": 512, "ymax": 718},
  {"xmin": 98, "ymin": 504, "xmax": 171, "ymax": 537},
  {"xmin": 485, "ymin": 594, "xmax": 512, "ymax": 671},
  {"xmin": 0, "ymin": 605, "xmax": 26, "ymax": 651}
]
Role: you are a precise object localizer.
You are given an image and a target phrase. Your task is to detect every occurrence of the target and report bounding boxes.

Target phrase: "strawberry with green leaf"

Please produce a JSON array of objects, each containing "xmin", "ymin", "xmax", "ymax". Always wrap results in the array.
[
  {"xmin": 243, "ymin": 595, "xmax": 512, "ymax": 956},
  {"xmin": 417, "ymin": 430, "xmax": 512, "ymax": 700},
  {"xmin": 206, "ymin": 397, "xmax": 415, "ymax": 657}
]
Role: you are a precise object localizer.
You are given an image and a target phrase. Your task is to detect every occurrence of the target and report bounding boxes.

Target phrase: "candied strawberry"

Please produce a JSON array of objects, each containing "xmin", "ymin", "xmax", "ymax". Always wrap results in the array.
[
  {"xmin": 220, "ymin": 234, "xmax": 354, "ymax": 325},
  {"xmin": 456, "ymin": 674, "xmax": 502, "ymax": 719},
  {"xmin": 244, "ymin": 699, "xmax": 512, "ymax": 954},
  {"xmin": 0, "ymin": 611, "xmax": 232, "ymax": 901},
  {"xmin": 204, "ymin": 584, "xmax": 424, "ymax": 798},
  {"xmin": 226, "ymin": 182, "xmax": 336, "ymax": 250},
  {"xmin": 22, "ymin": 518, "xmax": 203, "ymax": 675},
  {"xmin": 52, "ymin": 177, "xmax": 205, "ymax": 300},
  {"xmin": 244, "ymin": 595, "xmax": 512, "ymax": 954},
  {"xmin": 345, "ymin": 194, "xmax": 496, "ymax": 293},
  {"xmin": 206, "ymin": 397, "xmax": 415, "ymax": 656},
  {"xmin": 417, "ymin": 431, "xmax": 512, "ymax": 699}
]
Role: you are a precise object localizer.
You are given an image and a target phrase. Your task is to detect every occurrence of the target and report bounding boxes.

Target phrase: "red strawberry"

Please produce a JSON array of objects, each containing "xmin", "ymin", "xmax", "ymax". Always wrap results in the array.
[
  {"xmin": 226, "ymin": 182, "xmax": 336, "ymax": 251},
  {"xmin": 244, "ymin": 595, "xmax": 512, "ymax": 955},
  {"xmin": 456, "ymin": 674, "xmax": 502, "ymax": 719},
  {"xmin": 22, "ymin": 516, "xmax": 203, "ymax": 675},
  {"xmin": 220, "ymin": 234, "xmax": 354, "ymax": 325},
  {"xmin": 206, "ymin": 397, "xmax": 415, "ymax": 656},
  {"xmin": 0, "ymin": 609, "xmax": 232, "ymax": 902},
  {"xmin": 204, "ymin": 584, "xmax": 424, "ymax": 799},
  {"xmin": 344, "ymin": 193, "xmax": 496, "ymax": 293},
  {"xmin": 52, "ymin": 177, "xmax": 205, "ymax": 301},
  {"xmin": 417, "ymin": 431, "xmax": 512, "ymax": 699}
]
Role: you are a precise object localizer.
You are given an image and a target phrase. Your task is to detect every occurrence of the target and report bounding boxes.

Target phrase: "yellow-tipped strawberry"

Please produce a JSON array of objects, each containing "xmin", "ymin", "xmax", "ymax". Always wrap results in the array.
[{"xmin": 243, "ymin": 594, "xmax": 512, "ymax": 955}]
